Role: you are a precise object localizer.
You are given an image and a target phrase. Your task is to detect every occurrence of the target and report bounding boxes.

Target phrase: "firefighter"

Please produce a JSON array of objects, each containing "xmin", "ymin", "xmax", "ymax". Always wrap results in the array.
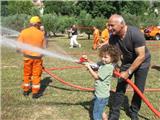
[
  {"xmin": 93, "ymin": 26, "xmax": 100, "ymax": 50},
  {"xmin": 17, "ymin": 16, "xmax": 46, "ymax": 99},
  {"xmin": 99, "ymin": 24, "xmax": 110, "ymax": 48}
]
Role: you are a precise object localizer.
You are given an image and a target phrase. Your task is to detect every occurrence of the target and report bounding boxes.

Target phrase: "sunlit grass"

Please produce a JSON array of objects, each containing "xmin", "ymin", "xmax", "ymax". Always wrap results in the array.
[{"xmin": 1, "ymin": 36, "xmax": 160, "ymax": 120}]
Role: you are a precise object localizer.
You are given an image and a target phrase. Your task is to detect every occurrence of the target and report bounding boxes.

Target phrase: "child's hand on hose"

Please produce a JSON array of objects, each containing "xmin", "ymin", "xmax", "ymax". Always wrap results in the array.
[{"xmin": 84, "ymin": 62, "xmax": 90, "ymax": 68}]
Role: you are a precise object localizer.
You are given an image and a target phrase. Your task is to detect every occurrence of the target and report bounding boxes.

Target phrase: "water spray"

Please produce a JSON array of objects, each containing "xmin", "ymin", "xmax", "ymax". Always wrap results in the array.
[
  {"xmin": 0, "ymin": 35, "xmax": 78, "ymax": 62},
  {"xmin": 1, "ymin": 27, "xmax": 19, "ymax": 37},
  {"xmin": 1, "ymin": 27, "xmax": 80, "ymax": 63}
]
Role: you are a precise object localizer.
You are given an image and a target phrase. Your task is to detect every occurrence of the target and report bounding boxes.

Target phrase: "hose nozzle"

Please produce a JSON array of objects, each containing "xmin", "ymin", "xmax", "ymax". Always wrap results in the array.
[{"xmin": 75, "ymin": 55, "xmax": 88, "ymax": 64}]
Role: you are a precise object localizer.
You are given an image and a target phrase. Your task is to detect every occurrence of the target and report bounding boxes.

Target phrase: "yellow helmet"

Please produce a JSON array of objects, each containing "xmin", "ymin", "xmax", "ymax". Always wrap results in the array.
[{"xmin": 29, "ymin": 16, "xmax": 41, "ymax": 24}]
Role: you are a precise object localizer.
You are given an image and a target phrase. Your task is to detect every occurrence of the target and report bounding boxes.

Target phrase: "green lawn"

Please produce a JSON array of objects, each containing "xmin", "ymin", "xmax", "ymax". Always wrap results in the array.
[{"xmin": 1, "ymin": 35, "xmax": 160, "ymax": 120}]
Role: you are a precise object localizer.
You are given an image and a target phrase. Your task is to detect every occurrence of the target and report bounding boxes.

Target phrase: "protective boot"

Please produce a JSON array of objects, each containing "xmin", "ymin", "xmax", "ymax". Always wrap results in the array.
[
  {"xmin": 23, "ymin": 91, "xmax": 30, "ymax": 96},
  {"xmin": 32, "ymin": 92, "xmax": 43, "ymax": 99},
  {"xmin": 23, "ymin": 88, "xmax": 32, "ymax": 96},
  {"xmin": 108, "ymin": 92, "xmax": 124, "ymax": 120}
]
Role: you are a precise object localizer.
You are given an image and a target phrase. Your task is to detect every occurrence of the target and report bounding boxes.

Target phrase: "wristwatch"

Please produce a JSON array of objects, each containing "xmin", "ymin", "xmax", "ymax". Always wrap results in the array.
[{"xmin": 127, "ymin": 69, "xmax": 132, "ymax": 75}]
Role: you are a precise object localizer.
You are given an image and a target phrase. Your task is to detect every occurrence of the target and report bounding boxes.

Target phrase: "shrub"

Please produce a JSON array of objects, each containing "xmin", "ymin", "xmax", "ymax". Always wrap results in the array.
[{"xmin": 1, "ymin": 14, "xmax": 30, "ymax": 32}]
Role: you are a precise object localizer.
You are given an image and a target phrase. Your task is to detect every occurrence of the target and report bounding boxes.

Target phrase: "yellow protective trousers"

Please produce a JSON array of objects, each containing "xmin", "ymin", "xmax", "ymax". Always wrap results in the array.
[
  {"xmin": 93, "ymin": 37, "xmax": 99, "ymax": 50},
  {"xmin": 22, "ymin": 59, "xmax": 43, "ymax": 94},
  {"xmin": 93, "ymin": 29, "xmax": 100, "ymax": 50}
]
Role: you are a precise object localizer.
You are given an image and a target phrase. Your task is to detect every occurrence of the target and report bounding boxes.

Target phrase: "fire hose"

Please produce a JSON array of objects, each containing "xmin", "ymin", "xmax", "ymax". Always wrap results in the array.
[
  {"xmin": 43, "ymin": 68, "xmax": 94, "ymax": 91},
  {"xmin": 113, "ymin": 70, "xmax": 160, "ymax": 118},
  {"xmin": 44, "ymin": 67, "xmax": 160, "ymax": 92},
  {"xmin": 43, "ymin": 67, "xmax": 160, "ymax": 118}
]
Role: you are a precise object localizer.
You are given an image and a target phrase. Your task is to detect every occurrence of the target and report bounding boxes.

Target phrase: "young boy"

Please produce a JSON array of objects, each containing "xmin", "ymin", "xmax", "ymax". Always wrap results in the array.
[{"xmin": 85, "ymin": 44, "xmax": 120, "ymax": 120}]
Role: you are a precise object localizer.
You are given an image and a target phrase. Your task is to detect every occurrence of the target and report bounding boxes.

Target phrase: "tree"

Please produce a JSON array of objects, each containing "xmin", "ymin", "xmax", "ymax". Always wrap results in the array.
[
  {"xmin": 42, "ymin": 13, "xmax": 58, "ymax": 36},
  {"xmin": 92, "ymin": 17, "xmax": 106, "ymax": 33},
  {"xmin": 7, "ymin": 1, "xmax": 33, "ymax": 15},
  {"xmin": 58, "ymin": 16, "xmax": 76, "ymax": 33},
  {"xmin": 1, "ymin": 1, "xmax": 8, "ymax": 16},
  {"xmin": 76, "ymin": 1, "xmax": 117, "ymax": 18},
  {"xmin": 121, "ymin": 1, "xmax": 150, "ymax": 16},
  {"xmin": 77, "ymin": 10, "xmax": 93, "ymax": 39},
  {"xmin": 44, "ymin": 1, "xmax": 75, "ymax": 16},
  {"xmin": 1, "ymin": 14, "xmax": 30, "ymax": 31},
  {"xmin": 30, "ymin": 6, "xmax": 41, "ymax": 16}
]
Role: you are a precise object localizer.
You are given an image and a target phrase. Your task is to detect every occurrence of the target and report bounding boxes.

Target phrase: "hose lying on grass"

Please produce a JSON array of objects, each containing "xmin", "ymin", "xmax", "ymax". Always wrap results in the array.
[{"xmin": 43, "ymin": 66, "xmax": 160, "ymax": 118}]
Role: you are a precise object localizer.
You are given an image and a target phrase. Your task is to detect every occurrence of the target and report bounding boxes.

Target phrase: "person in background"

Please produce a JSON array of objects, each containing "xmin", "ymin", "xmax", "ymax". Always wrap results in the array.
[
  {"xmin": 108, "ymin": 14, "xmax": 151, "ymax": 120},
  {"xmin": 85, "ymin": 44, "xmax": 120, "ymax": 120},
  {"xmin": 99, "ymin": 23, "xmax": 110, "ymax": 48},
  {"xmin": 17, "ymin": 16, "xmax": 46, "ymax": 99},
  {"xmin": 93, "ymin": 26, "xmax": 100, "ymax": 50},
  {"xmin": 69, "ymin": 24, "xmax": 81, "ymax": 48},
  {"xmin": 140, "ymin": 26, "xmax": 144, "ymax": 33},
  {"xmin": 67, "ymin": 26, "xmax": 72, "ymax": 39},
  {"xmin": 40, "ymin": 25, "xmax": 48, "ymax": 48}
]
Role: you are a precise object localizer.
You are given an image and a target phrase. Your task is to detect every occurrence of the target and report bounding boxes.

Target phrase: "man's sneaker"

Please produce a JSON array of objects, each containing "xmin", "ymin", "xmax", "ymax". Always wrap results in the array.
[
  {"xmin": 78, "ymin": 44, "xmax": 81, "ymax": 48},
  {"xmin": 23, "ymin": 91, "xmax": 30, "ymax": 96},
  {"xmin": 32, "ymin": 93, "xmax": 43, "ymax": 99},
  {"xmin": 69, "ymin": 46, "xmax": 73, "ymax": 48},
  {"xmin": 127, "ymin": 111, "xmax": 139, "ymax": 120},
  {"xmin": 130, "ymin": 114, "xmax": 139, "ymax": 120}
]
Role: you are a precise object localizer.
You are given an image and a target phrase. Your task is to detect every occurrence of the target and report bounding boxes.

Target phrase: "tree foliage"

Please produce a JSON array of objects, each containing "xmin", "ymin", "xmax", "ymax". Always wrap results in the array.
[
  {"xmin": 77, "ymin": 10, "xmax": 93, "ymax": 39},
  {"xmin": 44, "ymin": 1, "xmax": 76, "ymax": 16},
  {"xmin": 7, "ymin": 1, "xmax": 33, "ymax": 15},
  {"xmin": 41, "ymin": 13, "xmax": 58, "ymax": 35},
  {"xmin": 1, "ymin": 14, "xmax": 30, "ymax": 31},
  {"xmin": 1, "ymin": 0, "xmax": 160, "ymax": 38}
]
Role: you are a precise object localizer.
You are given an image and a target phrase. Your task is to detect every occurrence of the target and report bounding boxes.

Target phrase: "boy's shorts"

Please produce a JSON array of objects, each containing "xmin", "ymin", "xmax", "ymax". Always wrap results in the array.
[{"xmin": 93, "ymin": 96, "xmax": 109, "ymax": 120}]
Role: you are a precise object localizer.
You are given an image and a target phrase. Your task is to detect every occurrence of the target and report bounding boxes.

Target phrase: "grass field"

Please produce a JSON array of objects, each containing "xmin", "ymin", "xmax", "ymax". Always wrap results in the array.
[{"xmin": 1, "ymin": 35, "xmax": 160, "ymax": 120}]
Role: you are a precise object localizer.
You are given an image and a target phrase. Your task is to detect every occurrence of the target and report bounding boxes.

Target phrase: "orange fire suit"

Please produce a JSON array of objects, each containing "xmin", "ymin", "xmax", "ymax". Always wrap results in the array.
[
  {"xmin": 93, "ymin": 28, "xmax": 100, "ymax": 50},
  {"xmin": 101, "ymin": 28, "xmax": 109, "ymax": 44},
  {"xmin": 18, "ymin": 26, "xmax": 45, "ymax": 94}
]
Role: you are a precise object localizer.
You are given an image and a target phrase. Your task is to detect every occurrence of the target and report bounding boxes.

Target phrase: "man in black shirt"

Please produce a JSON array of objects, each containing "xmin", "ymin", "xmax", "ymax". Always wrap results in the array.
[
  {"xmin": 69, "ymin": 25, "xmax": 81, "ymax": 48},
  {"xmin": 108, "ymin": 14, "xmax": 151, "ymax": 120}
]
